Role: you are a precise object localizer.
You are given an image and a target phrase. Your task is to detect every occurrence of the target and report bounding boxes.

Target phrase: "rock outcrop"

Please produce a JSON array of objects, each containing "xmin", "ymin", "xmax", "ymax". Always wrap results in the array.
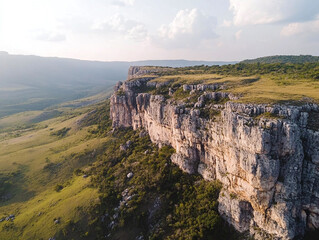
[
  {"xmin": 110, "ymin": 67, "xmax": 319, "ymax": 239},
  {"xmin": 127, "ymin": 66, "xmax": 172, "ymax": 80}
]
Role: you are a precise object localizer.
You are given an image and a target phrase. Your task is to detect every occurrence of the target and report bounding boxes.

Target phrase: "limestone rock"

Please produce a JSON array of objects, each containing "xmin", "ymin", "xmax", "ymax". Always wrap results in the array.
[
  {"xmin": 110, "ymin": 70, "xmax": 319, "ymax": 240},
  {"xmin": 127, "ymin": 172, "xmax": 134, "ymax": 179}
]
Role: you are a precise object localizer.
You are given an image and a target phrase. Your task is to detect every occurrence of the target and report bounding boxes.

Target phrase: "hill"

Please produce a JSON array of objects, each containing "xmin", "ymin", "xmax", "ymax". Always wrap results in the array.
[
  {"xmin": 0, "ymin": 52, "xmax": 235, "ymax": 118},
  {"xmin": 241, "ymin": 55, "xmax": 319, "ymax": 64}
]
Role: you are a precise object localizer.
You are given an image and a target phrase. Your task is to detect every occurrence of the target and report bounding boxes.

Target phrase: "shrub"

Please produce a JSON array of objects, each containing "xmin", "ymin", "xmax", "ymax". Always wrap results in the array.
[{"xmin": 54, "ymin": 184, "xmax": 64, "ymax": 192}]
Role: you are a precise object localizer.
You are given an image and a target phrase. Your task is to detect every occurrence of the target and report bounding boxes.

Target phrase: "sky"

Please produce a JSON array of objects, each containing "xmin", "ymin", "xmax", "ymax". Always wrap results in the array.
[{"xmin": 0, "ymin": 0, "xmax": 318, "ymax": 61}]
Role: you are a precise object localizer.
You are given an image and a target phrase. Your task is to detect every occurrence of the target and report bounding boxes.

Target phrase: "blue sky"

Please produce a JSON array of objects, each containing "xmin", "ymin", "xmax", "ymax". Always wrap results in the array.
[{"xmin": 0, "ymin": 0, "xmax": 318, "ymax": 61}]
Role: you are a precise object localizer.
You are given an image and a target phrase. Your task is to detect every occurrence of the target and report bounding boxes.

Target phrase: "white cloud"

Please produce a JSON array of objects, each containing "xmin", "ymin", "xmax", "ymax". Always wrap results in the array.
[
  {"xmin": 92, "ymin": 14, "xmax": 148, "ymax": 41},
  {"xmin": 222, "ymin": 20, "xmax": 232, "ymax": 27},
  {"xmin": 281, "ymin": 18, "xmax": 319, "ymax": 37},
  {"xmin": 111, "ymin": 0, "xmax": 135, "ymax": 7},
  {"xmin": 230, "ymin": 0, "xmax": 283, "ymax": 26},
  {"xmin": 35, "ymin": 31, "xmax": 66, "ymax": 42},
  {"xmin": 156, "ymin": 8, "xmax": 217, "ymax": 48},
  {"xmin": 230, "ymin": 0, "xmax": 319, "ymax": 26},
  {"xmin": 127, "ymin": 24, "xmax": 148, "ymax": 41},
  {"xmin": 235, "ymin": 29, "xmax": 242, "ymax": 40}
]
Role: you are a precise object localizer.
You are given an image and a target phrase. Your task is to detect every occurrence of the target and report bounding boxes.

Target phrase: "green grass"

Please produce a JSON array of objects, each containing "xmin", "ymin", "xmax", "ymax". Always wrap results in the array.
[
  {"xmin": 0, "ymin": 176, "xmax": 98, "ymax": 240},
  {"xmin": 229, "ymin": 76, "xmax": 319, "ymax": 104},
  {"xmin": 144, "ymin": 72, "xmax": 319, "ymax": 104},
  {"xmin": 254, "ymin": 112, "xmax": 284, "ymax": 120},
  {"xmin": 0, "ymin": 99, "xmax": 112, "ymax": 240},
  {"xmin": 136, "ymin": 64, "xmax": 319, "ymax": 104}
]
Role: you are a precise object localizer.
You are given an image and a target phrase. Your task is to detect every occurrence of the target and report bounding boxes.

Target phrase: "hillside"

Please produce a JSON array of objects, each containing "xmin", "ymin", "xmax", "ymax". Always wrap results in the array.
[
  {"xmin": 241, "ymin": 55, "xmax": 319, "ymax": 64},
  {"xmin": 0, "ymin": 100, "xmax": 112, "ymax": 239}
]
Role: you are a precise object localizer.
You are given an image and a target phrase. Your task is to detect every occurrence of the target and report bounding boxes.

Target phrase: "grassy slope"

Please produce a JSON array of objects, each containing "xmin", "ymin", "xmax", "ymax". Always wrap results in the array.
[
  {"xmin": 0, "ymin": 89, "xmax": 111, "ymax": 133},
  {"xmin": 1, "ymin": 177, "xmax": 98, "ymax": 240},
  {"xmin": 0, "ymin": 101, "xmax": 111, "ymax": 239}
]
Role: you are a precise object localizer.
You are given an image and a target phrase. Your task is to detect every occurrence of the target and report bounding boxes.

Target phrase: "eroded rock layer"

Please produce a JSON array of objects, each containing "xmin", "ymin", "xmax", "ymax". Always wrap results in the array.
[{"xmin": 110, "ymin": 67, "xmax": 319, "ymax": 239}]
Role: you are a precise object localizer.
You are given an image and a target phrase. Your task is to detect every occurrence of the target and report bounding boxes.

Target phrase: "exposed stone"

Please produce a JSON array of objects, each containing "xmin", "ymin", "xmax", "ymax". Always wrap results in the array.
[
  {"xmin": 110, "ymin": 68, "xmax": 319, "ymax": 240},
  {"xmin": 169, "ymin": 88, "xmax": 174, "ymax": 96},
  {"xmin": 4, "ymin": 214, "xmax": 15, "ymax": 221},
  {"xmin": 128, "ymin": 66, "xmax": 171, "ymax": 80},
  {"xmin": 183, "ymin": 84, "xmax": 219, "ymax": 92},
  {"xmin": 127, "ymin": 172, "xmax": 134, "ymax": 179},
  {"xmin": 120, "ymin": 140, "xmax": 133, "ymax": 151},
  {"xmin": 139, "ymin": 130, "xmax": 148, "ymax": 138},
  {"xmin": 109, "ymin": 221, "xmax": 115, "ymax": 229},
  {"xmin": 114, "ymin": 81, "xmax": 123, "ymax": 91}
]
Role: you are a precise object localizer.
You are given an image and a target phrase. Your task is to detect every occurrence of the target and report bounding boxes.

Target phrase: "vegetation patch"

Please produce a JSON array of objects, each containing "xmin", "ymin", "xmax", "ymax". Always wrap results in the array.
[
  {"xmin": 254, "ymin": 112, "xmax": 284, "ymax": 120},
  {"xmin": 50, "ymin": 127, "xmax": 71, "ymax": 138},
  {"xmin": 199, "ymin": 108, "xmax": 221, "ymax": 120},
  {"xmin": 136, "ymin": 62, "xmax": 319, "ymax": 104},
  {"xmin": 54, "ymin": 184, "xmax": 64, "ymax": 192},
  {"xmin": 116, "ymin": 89, "xmax": 126, "ymax": 96},
  {"xmin": 173, "ymin": 87, "xmax": 190, "ymax": 101},
  {"xmin": 0, "ymin": 172, "xmax": 20, "ymax": 202},
  {"xmin": 86, "ymin": 128, "xmax": 244, "ymax": 240}
]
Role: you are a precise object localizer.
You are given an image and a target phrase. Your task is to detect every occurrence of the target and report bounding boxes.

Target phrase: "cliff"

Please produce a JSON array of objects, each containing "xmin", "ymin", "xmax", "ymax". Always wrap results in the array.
[{"xmin": 110, "ymin": 66, "xmax": 319, "ymax": 239}]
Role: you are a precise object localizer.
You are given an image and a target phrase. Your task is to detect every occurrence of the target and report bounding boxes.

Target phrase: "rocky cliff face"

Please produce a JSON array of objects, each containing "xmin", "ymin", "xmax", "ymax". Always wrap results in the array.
[{"xmin": 110, "ymin": 67, "xmax": 319, "ymax": 239}]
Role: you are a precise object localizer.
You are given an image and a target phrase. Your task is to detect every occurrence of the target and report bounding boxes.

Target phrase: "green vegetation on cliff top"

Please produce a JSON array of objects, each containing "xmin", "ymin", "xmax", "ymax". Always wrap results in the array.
[
  {"xmin": 241, "ymin": 55, "xmax": 319, "ymax": 64},
  {"xmin": 142, "ymin": 61, "xmax": 319, "ymax": 104}
]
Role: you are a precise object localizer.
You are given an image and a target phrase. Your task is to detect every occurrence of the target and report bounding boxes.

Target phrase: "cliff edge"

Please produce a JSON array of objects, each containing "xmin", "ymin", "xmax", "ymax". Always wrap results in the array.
[{"xmin": 110, "ymin": 66, "xmax": 319, "ymax": 239}]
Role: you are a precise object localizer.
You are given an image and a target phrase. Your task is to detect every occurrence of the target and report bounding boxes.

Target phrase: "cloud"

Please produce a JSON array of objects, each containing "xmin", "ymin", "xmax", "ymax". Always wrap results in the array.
[
  {"xmin": 222, "ymin": 20, "xmax": 232, "ymax": 27},
  {"xmin": 127, "ymin": 24, "xmax": 148, "ymax": 41},
  {"xmin": 35, "ymin": 31, "xmax": 66, "ymax": 42},
  {"xmin": 235, "ymin": 30, "xmax": 242, "ymax": 40},
  {"xmin": 57, "ymin": 17, "xmax": 93, "ymax": 33},
  {"xmin": 229, "ymin": 0, "xmax": 319, "ymax": 26},
  {"xmin": 92, "ymin": 14, "xmax": 148, "ymax": 41},
  {"xmin": 156, "ymin": 8, "xmax": 217, "ymax": 48},
  {"xmin": 281, "ymin": 17, "xmax": 319, "ymax": 38},
  {"xmin": 111, "ymin": 0, "xmax": 135, "ymax": 7}
]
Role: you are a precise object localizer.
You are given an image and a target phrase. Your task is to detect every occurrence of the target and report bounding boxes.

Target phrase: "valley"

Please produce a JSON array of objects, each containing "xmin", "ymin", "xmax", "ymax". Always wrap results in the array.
[{"xmin": 0, "ymin": 56, "xmax": 318, "ymax": 239}]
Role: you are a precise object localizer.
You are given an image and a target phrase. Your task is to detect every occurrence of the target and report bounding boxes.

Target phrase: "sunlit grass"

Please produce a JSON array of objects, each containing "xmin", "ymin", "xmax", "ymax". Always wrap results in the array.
[
  {"xmin": 149, "ymin": 73, "xmax": 319, "ymax": 103},
  {"xmin": 0, "ymin": 176, "xmax": 98, "ymax": 240},
  {"xmin": 0, "ymin": 104, "xmax": 108, "ymax": 239}
]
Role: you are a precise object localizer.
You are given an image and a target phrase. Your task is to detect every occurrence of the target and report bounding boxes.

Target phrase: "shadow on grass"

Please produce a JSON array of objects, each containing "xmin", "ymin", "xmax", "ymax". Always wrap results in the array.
[{"xmin": 0, "ymin": 164, "xmax": 36, "ymax": 207}]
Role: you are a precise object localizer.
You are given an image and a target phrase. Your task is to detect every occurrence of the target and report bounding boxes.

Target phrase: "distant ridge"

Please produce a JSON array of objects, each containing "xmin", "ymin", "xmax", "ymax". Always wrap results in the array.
[
  {"xmin": 133, "ymin": 59, "xmax": 238, "ymax": 67},
  {"xmin": 0, "ymin": 53, "xmax": 236, "ymax": 118},
  {"xmin": 241, "ymin": 55, "xmax": 319, "ymax": 64},
  {"xmin": 0, "ymin": 53, "xmax": 236, "ymax": 86}
]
